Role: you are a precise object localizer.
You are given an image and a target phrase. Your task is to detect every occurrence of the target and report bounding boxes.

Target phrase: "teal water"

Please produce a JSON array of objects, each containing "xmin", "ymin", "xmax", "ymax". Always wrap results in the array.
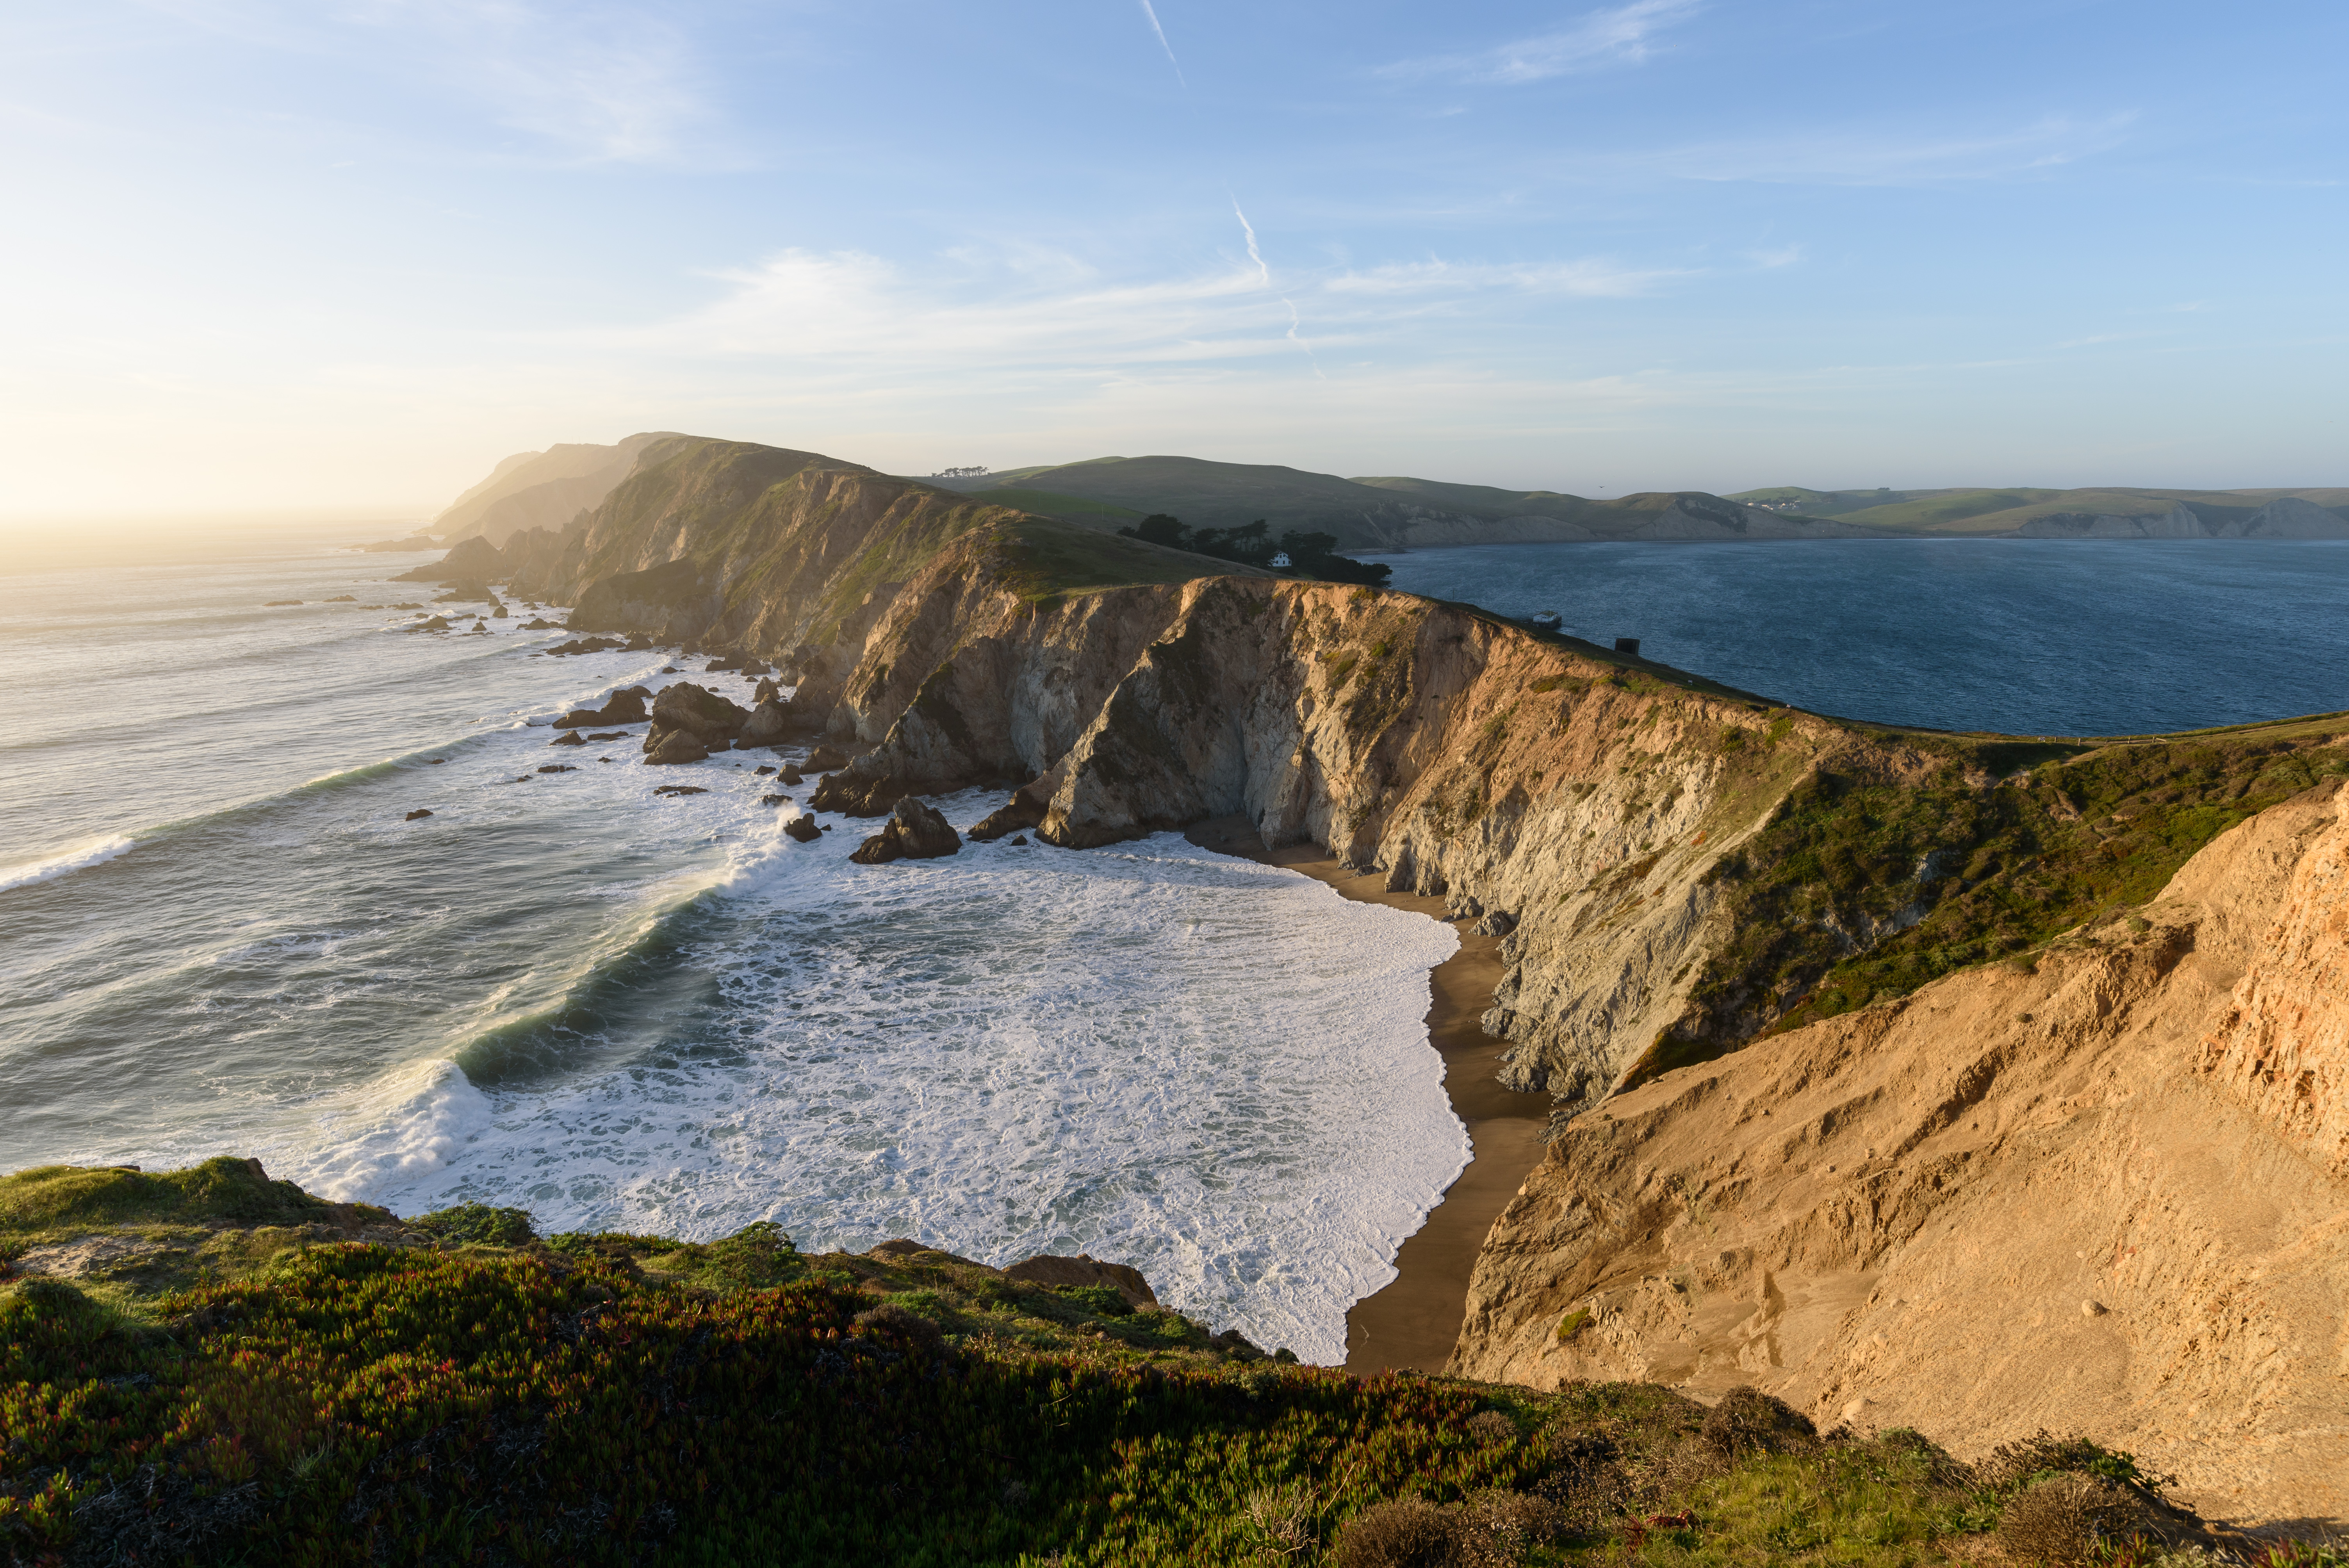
[{"xmin": 1379, "ymin": 538, "xmax": 2349, "ymax": 735}]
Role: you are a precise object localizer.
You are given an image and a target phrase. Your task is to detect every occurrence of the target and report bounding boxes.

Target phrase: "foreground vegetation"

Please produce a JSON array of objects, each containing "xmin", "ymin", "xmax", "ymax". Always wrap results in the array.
[{"xmin": 3, "ymin": 1162, "xmax": 2320, "ymax": 1566}]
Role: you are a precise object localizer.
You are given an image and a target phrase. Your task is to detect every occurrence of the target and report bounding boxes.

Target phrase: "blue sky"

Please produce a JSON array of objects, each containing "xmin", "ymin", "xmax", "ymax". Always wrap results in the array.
[{"xmin": 4, "ymin": 0, "xmax": 2344, "ymax": 517}]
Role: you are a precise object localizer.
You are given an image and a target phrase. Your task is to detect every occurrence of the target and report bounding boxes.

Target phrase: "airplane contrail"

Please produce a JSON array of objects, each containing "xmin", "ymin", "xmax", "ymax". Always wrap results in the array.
[
  {"xmin": 1232, "ymin": 200, "xmax": 1269, "ymax": 284},
  {"xmin": 1137, "ymin": 0, "xmax": 1186, "ymax": 86},
  {"xmin": 1283, "ymin": 299, "xmax": 1325, "ymax": 378}
]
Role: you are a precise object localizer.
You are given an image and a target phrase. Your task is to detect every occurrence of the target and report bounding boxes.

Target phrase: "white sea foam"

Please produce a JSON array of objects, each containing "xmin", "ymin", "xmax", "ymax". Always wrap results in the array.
[
  {"xmin": 0, "ymin": 834, "xmax": 134, "ymax": 892},
  {"xmin": 296, "ymin": 1057, "xmax": 500, "ymax": 1199},
  {"xmin": 358, "ymin": 798, "xmax": 1466, "ymax": 1364},
  {"xmin": 6, "ymin": 571, "xmax": 1467, "ymax": 1366}
]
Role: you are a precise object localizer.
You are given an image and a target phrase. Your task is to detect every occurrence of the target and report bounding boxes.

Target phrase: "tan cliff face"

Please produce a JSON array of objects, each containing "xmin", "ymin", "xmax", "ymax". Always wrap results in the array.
[
  {"xmin": 1446, "ymin": 781, "xmax": 2349, "ymax": 1524},
  {"xmin": 811, "ymin": 566, "xmax": 1889, "ymax": 1110}
]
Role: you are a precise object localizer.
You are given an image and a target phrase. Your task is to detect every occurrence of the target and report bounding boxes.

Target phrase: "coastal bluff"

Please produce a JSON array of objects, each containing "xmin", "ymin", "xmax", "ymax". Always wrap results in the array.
[{"xmin": 418, "ymin": 434, "xmax": 2349, "ymax": 1522}]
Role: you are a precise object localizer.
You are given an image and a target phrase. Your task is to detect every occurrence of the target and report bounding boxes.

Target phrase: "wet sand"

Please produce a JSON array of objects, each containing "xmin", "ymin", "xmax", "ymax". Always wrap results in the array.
[{"xmin": 1184, "ymin": 816, "xmax": 1554, "ymax": 1375}]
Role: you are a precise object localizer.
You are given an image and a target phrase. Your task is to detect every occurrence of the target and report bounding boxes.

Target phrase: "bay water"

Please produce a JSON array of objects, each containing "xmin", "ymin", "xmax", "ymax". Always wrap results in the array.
[{"xmin": 1379, "ymin": 538, "xmax": 2349, "ymax": 736}]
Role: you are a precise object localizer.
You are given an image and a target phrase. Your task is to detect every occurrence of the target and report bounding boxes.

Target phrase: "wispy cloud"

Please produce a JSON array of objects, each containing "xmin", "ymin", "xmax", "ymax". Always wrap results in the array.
[
  {"xmin": 1621, "ymin": 114, "xmax": 2136, "ymax": 186},
  {"xmin": 1382, "ymin": 0, "xmax": 1698, "ymax": 85},
  {"xmin": 590, "ymin": 237, "xmax": 1696, "ymax": 382},
  {"xmin": 1326, "ymin": 258, "xmax": 1687, "ymax": 298},
  {"xmin": 1136, "ymin": 0, "xmax": 1185, "ymax": 87}
]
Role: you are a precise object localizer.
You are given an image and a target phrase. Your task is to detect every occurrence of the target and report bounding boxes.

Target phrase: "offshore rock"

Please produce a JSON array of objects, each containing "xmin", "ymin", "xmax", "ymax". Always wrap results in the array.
[
  {"xmin": 643, "ymin": 731, "xmax": 709, "ymax": 766},
  {"xmin": 784, "ymin": 814, "xmax": 822, "ymax": 842},
  {"xmin": 848, "ymin": 829, "xmax": 903, "ymax": 864},
  {"xmin": 968, "ymin": 788, "xmax": 1048, "ymax": 842},
  {"xmin": 889, "ymin": 796, "xmax": 961, "ymax": 859},
  {"xmin": 738, "ymin": 698, "xmax": 795, "ymax": 748},
  {"xmin": 549, "ymin": 730, "xmax": 586, "ymax": 747},
  {"xmin": 650, "ymin": 682, "xmax": 749, "ymax": 743}
]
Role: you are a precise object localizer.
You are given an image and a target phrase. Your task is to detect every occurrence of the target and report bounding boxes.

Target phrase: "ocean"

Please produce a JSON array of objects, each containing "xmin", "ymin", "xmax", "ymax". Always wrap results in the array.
[
  {"xmin": 1379, "ymin": 537, "xmax": 2349, "ymax": 736},
  {"xmin": 8, "ymin": 530, "xmax": 2345, "ymax": 1363},
  {"xmin": 0, "ymin": 531, "xmax": 1460, "ymax": 1363}
]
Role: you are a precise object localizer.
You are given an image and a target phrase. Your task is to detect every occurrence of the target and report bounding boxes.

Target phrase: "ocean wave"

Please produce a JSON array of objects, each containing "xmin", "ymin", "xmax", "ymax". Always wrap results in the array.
[
  {"xmin": 0, "ymin": 834, "xmax": 134, "ymax": 893},
  {"xmin": 377, "ymin": 819, "xmax": 1466, "ymax": 1364},
  {"xmin": 291, "ymin": 1057, "xmax": 499, "ymax": 1202}
]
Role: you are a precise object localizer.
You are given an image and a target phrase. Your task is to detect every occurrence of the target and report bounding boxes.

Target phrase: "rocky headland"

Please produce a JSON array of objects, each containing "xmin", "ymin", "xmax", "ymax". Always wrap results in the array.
[{"xmin": 166, "ymin": 433, "xmax": 2349, "ymax": 1530}]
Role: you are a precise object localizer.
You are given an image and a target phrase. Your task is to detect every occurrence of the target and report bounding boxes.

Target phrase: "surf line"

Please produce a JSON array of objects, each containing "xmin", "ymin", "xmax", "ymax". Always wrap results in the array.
[{"xmin": 1180, "ymin": 813, "xmax": 1550, "ymax": 1375}]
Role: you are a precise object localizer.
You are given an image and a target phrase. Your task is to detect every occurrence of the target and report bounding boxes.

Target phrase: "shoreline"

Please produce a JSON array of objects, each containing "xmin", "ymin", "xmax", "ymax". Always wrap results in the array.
[{"xmin": 1182, "ymin": 815, "xmax": 1553, "ymax": 1375}]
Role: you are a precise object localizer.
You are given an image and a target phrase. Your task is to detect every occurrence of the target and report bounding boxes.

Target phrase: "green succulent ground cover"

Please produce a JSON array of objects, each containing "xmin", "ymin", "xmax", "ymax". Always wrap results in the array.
[
  {"xmin": 1628, "ymin": 719, "xmax": 2349, "ymax": 1084},
  {"xmin": 0, "ymin": 1162, "xmax": 2267, "ymax": 1568}
]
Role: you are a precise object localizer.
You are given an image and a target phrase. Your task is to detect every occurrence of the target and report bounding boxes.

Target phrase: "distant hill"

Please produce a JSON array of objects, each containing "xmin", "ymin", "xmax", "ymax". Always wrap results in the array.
[
  {"xmin": 436, "ymin": 432, "xmax": 689, "ymax": 544},
  {"xmin": 935, "ymin": 455, "xmax": 1886, "ymax": 551},
  {"xmin": 1728, "ymin": 485, "xmax": 2349, "ymax": 538}
]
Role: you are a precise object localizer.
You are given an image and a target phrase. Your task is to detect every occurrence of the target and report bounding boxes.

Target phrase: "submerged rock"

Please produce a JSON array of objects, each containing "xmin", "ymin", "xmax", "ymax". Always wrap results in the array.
[
  {"xmin": 652, "ymin": 784, "xmax": 709, "ymax": 797},
  {"xmin": 536, "ymin": 764, "xmax": 576, "ymax": 774},
  {"xmin": 404, "ymin": 809, "xmax": 433, "ymax": 821}
]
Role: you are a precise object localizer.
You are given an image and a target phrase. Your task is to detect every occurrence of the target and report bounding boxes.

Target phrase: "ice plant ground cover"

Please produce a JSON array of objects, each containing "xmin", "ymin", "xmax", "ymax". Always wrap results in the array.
[{"xmin": 0, "ymin": 1161, "xmax": 2283, "ymax": 1568}]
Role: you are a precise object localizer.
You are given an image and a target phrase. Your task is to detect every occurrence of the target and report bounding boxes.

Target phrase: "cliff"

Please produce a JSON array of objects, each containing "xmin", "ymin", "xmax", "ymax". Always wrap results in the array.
[
  {"xmin": 417, "ymin": 435, "xmax": 2349, "ymax": 1521},
  {"xmin": 450, "ymin": 437, "xmax": 2349, "ymax": 1124},
  {"xmin": 1447, "ymin": 780, "xmax": 2349, "ymax": 1523},
  {"xmin": 434, "ymin": 431, "xmax": 686, "ymax": 544}
]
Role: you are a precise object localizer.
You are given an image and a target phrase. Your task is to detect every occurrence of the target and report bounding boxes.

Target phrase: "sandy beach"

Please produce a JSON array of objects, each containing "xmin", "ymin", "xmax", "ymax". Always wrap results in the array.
[{"xmin": 1183, "ymin": 816, "xmax": 1554, "ymax": 1374}]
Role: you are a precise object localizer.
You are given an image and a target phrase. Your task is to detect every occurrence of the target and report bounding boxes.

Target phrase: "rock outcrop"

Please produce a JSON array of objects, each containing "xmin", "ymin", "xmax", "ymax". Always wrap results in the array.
[
  {"xmin": 849, "ymin": 796, "xmax": 962, "ymax": 864},
  {"xmin": 1446, "ymin": 782, "xmax": 2349, "ymax": 1523},
  {"xmin": 643, "ymin": 682, "xmax": 748, "ymax": 757},
  {"xmin": 1002, "ymin": 1253, "xmax": 1161, "ymax": 1310}
]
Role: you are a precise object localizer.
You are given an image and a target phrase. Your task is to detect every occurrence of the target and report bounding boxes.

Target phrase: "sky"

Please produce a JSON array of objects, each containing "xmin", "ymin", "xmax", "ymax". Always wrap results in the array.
[{"xmin": 3, "ymin": 0, "xmax": 2345, "ymax": 519}]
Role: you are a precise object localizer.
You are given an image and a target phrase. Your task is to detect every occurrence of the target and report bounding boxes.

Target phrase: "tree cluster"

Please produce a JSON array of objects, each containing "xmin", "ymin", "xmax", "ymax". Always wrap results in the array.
[{"xmin": 1116, "ymin": 514, "xmax": 1392, "ymax": 586}]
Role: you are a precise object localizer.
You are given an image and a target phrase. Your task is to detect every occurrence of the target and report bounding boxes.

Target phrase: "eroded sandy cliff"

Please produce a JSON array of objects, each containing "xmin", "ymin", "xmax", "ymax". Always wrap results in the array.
[{"xmin": 1448, "ymin": 780, "xmax": 2349, "ymax": 1523}]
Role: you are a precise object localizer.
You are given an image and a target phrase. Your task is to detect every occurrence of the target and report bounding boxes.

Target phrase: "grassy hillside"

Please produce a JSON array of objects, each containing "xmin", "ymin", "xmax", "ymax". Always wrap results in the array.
[
  {"xmin": 0, "ymin": 1160, "xmax": 2228, "ymax": 1567},
  {"xmin": 1628, "ymin": 711, "xmax": 2349, "ymax": 1084},
  {"xmin": 1347, "ymin": 475, "xmax": 1605, "ymax": 524},
  {"xmin": 965, "ymin": 486, "xmax": 1147, "ymax": 529},
  {"xmin": 1730, "ymin": 485, "xmax": 2349, "ymax": 534},
  {"xmin": 978, "ymin": 455, "xmax": 1435, "ymax": 542}
]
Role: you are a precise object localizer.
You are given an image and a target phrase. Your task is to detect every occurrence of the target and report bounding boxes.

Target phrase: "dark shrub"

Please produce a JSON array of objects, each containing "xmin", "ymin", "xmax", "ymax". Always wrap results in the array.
[
  {"xmin": 855, "ymin": 1301, "xmax": 946, "ymax": 1357},
  {"xmin": 1701, "ymin": 1385, "xmax": 1816, "ymax": 1457},
  {"xmin": 1998, "ymin": 1474, "xmax": 2140, "ymax": 1565},
  {"xmin": 1335, "ymin": 1497, "xmax": 1454, "ymax": 1568},
  {"xmin": 408, "ymin": 1201, "xmax": 536, "ymax": 1248}
]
